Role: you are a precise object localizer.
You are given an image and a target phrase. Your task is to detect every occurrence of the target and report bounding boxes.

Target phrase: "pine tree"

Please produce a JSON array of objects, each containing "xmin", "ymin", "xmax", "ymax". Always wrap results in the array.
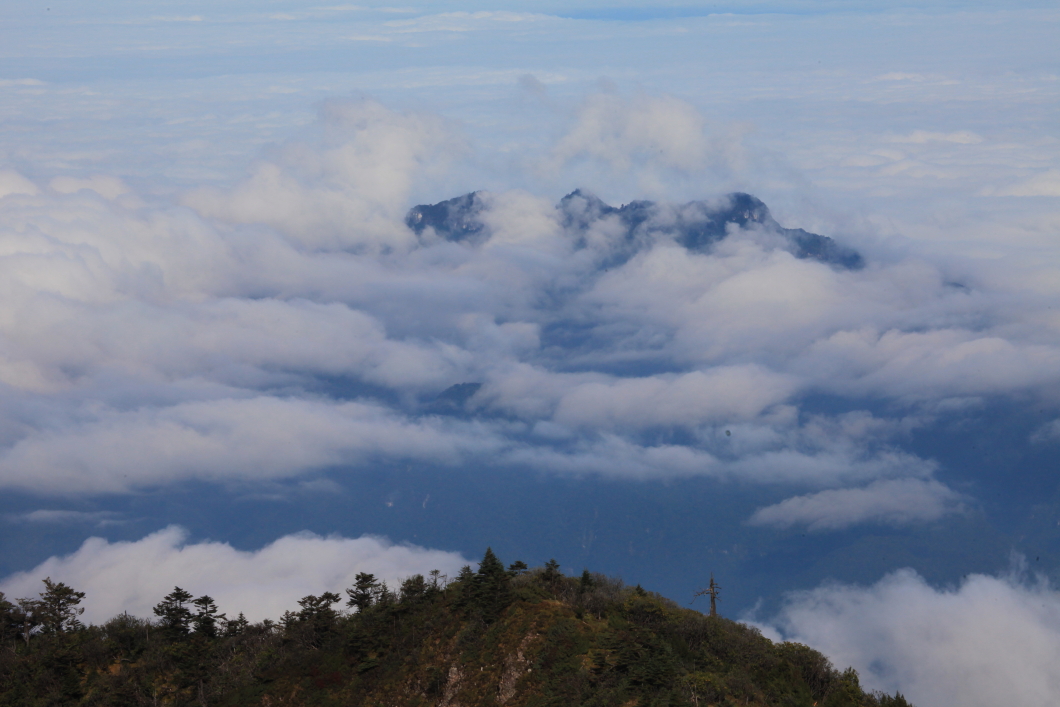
[
  {"xmin": 542, "ymin": 558, "xmax": 562, "ymax": 586},
  {"xmin": 375, "ymin": 582, "xmax": 393, "ymax": 608},
  {"xmin": 476, "ymin": 548, "xmax": 506, "ymax": 585},
  {"xmin": 297, "ymin": 592, "xmax": 341, "ymax": 624},
  {"xmin": 36, "ymin": 578, "xmax": 86, "ymax": 635},
  {"xmin": 454, "ymin": 565, "xmax": 475, "ymax": 607},
  {"xmin": 428, "ymin": 569, "xmax": 444, "ymax": 592},
  {"xmin": 224, "ymin": 612, "xmax": 250, "ymax": 637},
  {"xmin": 400, "ymin": 574, "xmax": 427, "ymax": 602},
  {"xmin": 579, "ymin": 569, "xmax": 595, "ymax": 593},
  {"xmin": 191, "ymin": 595, "xmax": 224, "ymax": 638},
  {"xmin": 0, "ymin": 592, "xmax": 17, "ymax": 646},
  {"xmin": 292, "ymin": 592, "xmax": 342, "ymax": 648},
  {"xmin": 346, "ymin": 572, "xmax": 379, "ymax": 613},
  {"xmin": 153, "ymin": 587, "xmax": 194, "ymax": 636},
  {"xmin": 473, "ymin": 547, "xmax": 510, "ymax": 622},
  {"xmin": 14, "ymin": 597, "xmax": 40, "ymax": 647}
]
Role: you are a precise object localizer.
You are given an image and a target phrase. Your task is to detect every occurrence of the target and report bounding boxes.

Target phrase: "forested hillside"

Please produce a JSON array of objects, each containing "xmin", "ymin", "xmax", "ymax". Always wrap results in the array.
[{"xmin": 0, "ymin": 550, "xmax": 911, "ymax": 707}]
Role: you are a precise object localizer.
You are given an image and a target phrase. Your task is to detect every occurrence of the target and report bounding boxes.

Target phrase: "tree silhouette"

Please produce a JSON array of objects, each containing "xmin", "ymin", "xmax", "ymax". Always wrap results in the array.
[
  {"xmin": 153, "ymin": 587, "xmax": 194, "ymax": 635},
  {"xmin": 298, "ymin": 592, "xmax": 341, "ymax": 624},
  {"xmin": 472, "ymin": 547, "xmax": 510, "ymax": 622},
  {"xmin": 542, "ymin": 558, "xmax": 562, "ymax": 587},
  {"xmin": 579, "ymin": 569, "xmax": 596, "ymax": 593},
  {"xmin": 35, "ymin": 578, "xmax": 86, "ymax": 635},
  {"xmin": 0, "ymin": 591, "xmax": 17, "ymax": 645},
  {"xmin": 224, "ymin": 612, "xmax": 250, "ymax": 637},
  {"xmin": 191, "ymin": 595, "xmax": 224, "ymax": 638},
  {"xmin": 346, "ymin": 572, "xmax": 379, "ymax": 613},
  {"xmin": 400, "ymin": 574, "xmax": 427, "ymax": 602}
]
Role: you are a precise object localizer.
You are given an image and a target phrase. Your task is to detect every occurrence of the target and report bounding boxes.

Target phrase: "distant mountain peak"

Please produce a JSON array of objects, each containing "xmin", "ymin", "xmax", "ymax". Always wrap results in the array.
[
  {"xmin": 405, "ymin": 191, "xmax": 488, "ymax": 244},
  {"xmin": 407, "ymin": 190, "xmax": 863, "ymax": 269}
]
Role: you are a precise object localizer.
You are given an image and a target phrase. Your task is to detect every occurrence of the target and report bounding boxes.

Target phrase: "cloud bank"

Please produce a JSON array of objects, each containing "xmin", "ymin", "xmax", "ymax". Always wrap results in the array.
[
  {"xmin": 758, "ymin": 564, "xmax": 1060, "ymax": 707},
  {"xmin": 0, "ymin": 94, "xmax": 1057, "ymax": 532},
  {"xmin": 0, "ymin": 527, "xmax": 470, "ymax": 624}
]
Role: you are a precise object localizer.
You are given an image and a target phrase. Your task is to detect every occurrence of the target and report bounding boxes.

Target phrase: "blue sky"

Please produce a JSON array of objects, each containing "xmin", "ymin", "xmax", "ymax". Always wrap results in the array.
[{"xmin": 1, "ymin": 2, "xmax": 1060, "ymax": 705}]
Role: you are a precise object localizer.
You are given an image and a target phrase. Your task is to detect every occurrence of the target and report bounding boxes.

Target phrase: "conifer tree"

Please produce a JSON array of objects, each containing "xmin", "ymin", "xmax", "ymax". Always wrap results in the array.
[
  {"xmin": 291, "ymin": 592, "xmax": 342, "ymax": 647},
  {"xmin": 428, "ymin": 569, "xmax": 444, "ymax": 592},
  {"xmin": 191, "ymin": 595, "xmax": 224, "ymax": 638},
  {"xmin": 579, "ymin": 569, "xmax": 595, "ymax": 593},
  {"xmin": 280, "ymin": 610, "xmax": 299, "ymax": 631},
  {"xmin": 297, "ymin": 592, "xmax": 341, "ymax": 624},
  {"xmin": 542, "ymin": 558, "xmax": 562, "ymax": 587},
  {"xmin": 14, "ymin": 597, "xmax": 40, "ymax": 647},
  {"xmin": 0, "ymin": 591, "xmax": 36, "ymax": 648},
  {"xmin": 153, "ymin": 587, "xmax": 194, "ymax": 635},
  {"xmin": 224, "ymin": 612, "xmax": 250, "ymax": 637},
  {"xmin": 36, "ymin": 578, "xmax": 85, "ymax": 635},
  {"xmin": 346, "ymin": 572, "xmax": 379, "ymax": 613},
  {"xmin": 0, "ymin": 591, "xmax": 16, "ymax": 645},
  {"xmin": 454, "ymin": 565, "xmax": 475, "ymax": 607},
  {"xmin": 400, "ymin": 574, "xmax": 427, "ymax": 602},
  {"xmin": 473, "ymin": 547, "xmax": 510, "ymax": 622},
  {"xmin": 375, "ymin": 582, "xmax": 393, "ymax": 607},
  {"xmin": 476, "ymin": 548, "xmax": 506, "ymax": 586}
]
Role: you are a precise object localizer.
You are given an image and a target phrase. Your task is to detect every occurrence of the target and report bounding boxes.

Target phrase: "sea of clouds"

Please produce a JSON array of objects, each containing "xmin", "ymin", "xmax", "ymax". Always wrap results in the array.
[
  {"xmin": 1, "ymin": 96, "xmax": 1056, "ymax": 520},
  {"xmin": 2, "ymin": 3, "xmax": 1060, "ymax": 703}
]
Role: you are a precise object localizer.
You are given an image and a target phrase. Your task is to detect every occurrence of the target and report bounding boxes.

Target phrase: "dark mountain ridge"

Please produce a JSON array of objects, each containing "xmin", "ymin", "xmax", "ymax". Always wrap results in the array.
[{"xmin": 406, "ymin": 190, "xmax": 863, "ymax": 270}]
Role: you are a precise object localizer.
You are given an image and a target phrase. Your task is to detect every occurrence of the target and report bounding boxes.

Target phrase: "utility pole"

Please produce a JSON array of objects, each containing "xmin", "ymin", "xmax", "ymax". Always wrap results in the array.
[{"xmin": 692, "ymin": 574, "xmax": 721, "ymax": 617}]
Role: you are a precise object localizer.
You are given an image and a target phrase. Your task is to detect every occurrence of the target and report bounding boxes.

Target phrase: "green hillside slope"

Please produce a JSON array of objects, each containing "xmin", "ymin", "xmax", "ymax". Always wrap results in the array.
[{"xmin": 0, "ymin": 550, "xmax": 911, "ymax": 707}]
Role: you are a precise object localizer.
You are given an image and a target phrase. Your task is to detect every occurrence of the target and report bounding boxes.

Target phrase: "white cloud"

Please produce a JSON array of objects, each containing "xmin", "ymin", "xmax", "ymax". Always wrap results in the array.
[
  {"xmin": 552, "ymin": 366, "xmax": 799, "ymax": 430},
  {"xmin": 0, "ymin": 295, "xmax": 468, "ymax": 393},
  {"xmin": 184, "ymin": 99, "xmax": 464, "ymax": 251},
  {"xmin": 802, "ymin": 327, "xmax": 1060, "ymax": 400},
  {"xmin": 873, "ymin": 72, "xmax": 930, "ymax": 82},
  {"xmin": 748, "ymin": 478, "xmax": 966, "ymax": 531},
  {"xmin": 989, "ymin": 169, "xmax": 1060, "ymax": 197},
  {"xmin": 0, "ymin": 170, "xmax": 39, "ymax": 199},
  {"xmin": 501, "ymin": 429, "xmax": 934, "ymax": 486},
  {"xmin": 0, "ymin": 397, "xmax": 503, "ymax": 495},
  {"xmin": 0, "ymin": 526, "xmax": 470, "ymax": 624},
  {"xmin": 7, "ymin": 510, "xmax": 120, "ymax": 525},
  {"xmin": 0, "ymin": 79, "xmax": 45, "ymax": 87},
  {"xmin": 889, "ymin": 130, "xmax": 982, "ymax": 144},
  {"xmin": 548, "ymin": 93, "xmax": 709, "ymax": 176},
  {"xmin": 1031, "ymin": 419, "xmax": 1060, "ymax": 444},
  {"xmin": 761, "ymin": 565, "xmax": 1060, "ymax": 707},
  {"xmin": 384, "ymin": 11, "xmax": 552, "ymax": 34},
  {"xmin": 49, "ymin": 175, "xmax": 130, "ymax": 200}
]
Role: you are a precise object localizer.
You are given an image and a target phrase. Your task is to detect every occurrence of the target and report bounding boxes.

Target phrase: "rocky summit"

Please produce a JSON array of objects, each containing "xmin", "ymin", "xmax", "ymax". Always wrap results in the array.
[{"xmin": 406, "ymin": 191, "xmax": 864, "ymax": 271}]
